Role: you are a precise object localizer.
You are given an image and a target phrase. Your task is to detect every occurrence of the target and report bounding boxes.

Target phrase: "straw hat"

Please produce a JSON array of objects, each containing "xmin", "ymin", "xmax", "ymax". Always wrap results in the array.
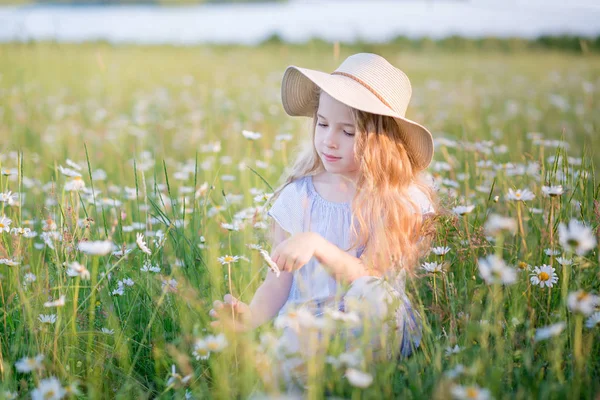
[{"xmin": 281, "ymin": 53, "xmax": 434, "ymax": 171}]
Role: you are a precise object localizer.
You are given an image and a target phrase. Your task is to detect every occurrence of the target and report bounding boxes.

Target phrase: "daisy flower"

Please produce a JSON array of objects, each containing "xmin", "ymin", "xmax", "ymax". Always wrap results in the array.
[
  {"xmin": 478, "ymin": 255, "xmax": 517, "ymax": 285},
  {"xmin": 31, "ymin": 376, "xmax": 66, "ymax": 400},
  {"xmin": 43, "ymin": 295, "xmax": 66, "ymax": 308},
  {"xmin": 241, "ymin": 130, "xmax": 262, "ymax": 140},
  {"xmin": 534, "ymin": 322, "xmax": 566, "ymax": 342},
  {"xmin": 0, "ymin": 191, "xmax": 18, "ymax": 205},
  {"xmin": 422, "ymin": 261, "xmax": 444, "ymax": 274},
  {"xmin": 567, "ymin": 290, "xmax": 600, "ymax": 316},
  {"xmin": 66, "ymin": 262, "xmax": 91, "ymax": 280},
  {"xmin": 484, "ymin": 214, "xmax": 517, "ymax": 236},
  {"xmin": 204, "ymin": 333, "xmax": 228, "ymax": 352},
  {"xmin": 15, "ymin": 354, "xmax": 44, "ymax": 373},
  {"xmin": 451, "ymin": 205, "xmax": 475, "ymax": 215},
  {"xmin": 258, "ymin": 249, "xmax": 280, "ymax": 277},
  {"xmin": 558, "ymin": 219, "xmax": 597, "ymax": 256},
  {"xmin": 38, "ymin": 314, "xmax": 57, "ymax": 324},
  {"xmin": 431, "ymin": 246, "xmax": 451, "ymax": 255},
  {"xmin": 136, "ymin": 233, "xmax": 152, "ymax": 255},
  {"xmin": 451, "ymin": 384, "xmax": 492, "ymax": 400},
  {"xmin": 529, "ymin": 265, "xmax": 558, "ymax": 288},
  {"xmin": 0, "ymin": 258, "xmax": 20, "ymax": 266},
  {"xmin": 0, "ymin": 216, "xmax": 12, "ymax": 233},
  {"xmin": 345, "ymin": 368, "xmax": 373, "ymax": 389},
  {"xmin": 217, "ymin": 255, "xmax": 241, "ymax": 265},
  {"xmin": 544, "ymin": 248, "xmax": 560, "ymax": 256},
  {"xmin": 506, "ymin": 188, "xmax": 535, "ymax": 202},
  {"xmin": 64, "ymin": 176, "xmax": 85, "ymax": 192},
  {"xmin": 542, "ymin": 185, "xmax": 564, "ymax": 197},
  {"xmin": 78, "ymin": 240, "xmax": 114, "ymax": 256},
  {"xmin": 585, "ymin": 312, "xmax": 600, "ymax": 328},
  {"xmin": 101, "ymin": 328, "xmax": 115, "ymax": 335},
  {"xmin": 555, "ymin": 257, "xmax": 573, "ymax": 266},
  {"xmin": 193, "ymin": 339, "xmax": 211, "ymax": 360}
]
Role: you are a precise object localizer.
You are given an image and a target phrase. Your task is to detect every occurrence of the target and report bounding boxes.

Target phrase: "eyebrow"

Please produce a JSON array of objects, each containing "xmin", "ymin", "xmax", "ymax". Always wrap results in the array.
[{"xmin": 317, "ymin": 113, "xmax": 354, "ymax": 127}]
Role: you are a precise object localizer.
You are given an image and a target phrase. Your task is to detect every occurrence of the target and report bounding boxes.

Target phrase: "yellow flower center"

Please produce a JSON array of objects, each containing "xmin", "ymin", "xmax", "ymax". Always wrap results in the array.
[
  {"xmin": 0, "ymin": 223, "xmax": 4, "ymax": 229},
  {"xmin": 207, "ymin": 342, "xmax": 220, "ymax": 351},
  {"xmin": 538, "ymin": 272, "xmax": 550, "ymax": 281},
  {"xmin": 466, "ymin": 388, "xmax": 479, "ymax": 399},
  {"xmin": 223, "ymin": 256, "xmax": 235, "ymax": 263},
  {"xmin": 73, "ymin": 176, "xmax": 82, "ymax": 181},
  {"xmin": 45, "ymin": 390, "xmax": 56, "ymax": 399},
  {"xmin": 577, "ymin": 292, "xmax": 589, "ymax": 301},
  {"xmin": 518, "ymin": 261, "xmax": 528, "ymax": 270}
]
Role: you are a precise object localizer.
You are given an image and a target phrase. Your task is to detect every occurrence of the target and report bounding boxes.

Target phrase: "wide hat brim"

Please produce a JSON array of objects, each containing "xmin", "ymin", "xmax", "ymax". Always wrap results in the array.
[{"xmin": 281, "ymin": 65, "xmax": 434, "ymax": 171}]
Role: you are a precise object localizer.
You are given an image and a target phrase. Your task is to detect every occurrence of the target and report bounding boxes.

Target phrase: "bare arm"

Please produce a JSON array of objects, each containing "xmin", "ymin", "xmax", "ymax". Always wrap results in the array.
[
  {"xmin": 314, "ymin": 236, "xmax": 374, "ymax": 284},
  {"xmin": 246, "ymin": 220, "xmax": 293, "ymax": 329}
]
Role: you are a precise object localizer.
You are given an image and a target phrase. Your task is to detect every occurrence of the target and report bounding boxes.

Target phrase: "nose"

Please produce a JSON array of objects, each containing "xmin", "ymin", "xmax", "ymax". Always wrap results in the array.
[{"xmin": 323, "ymin": 130, "xmax": 338, "ymax": 149}]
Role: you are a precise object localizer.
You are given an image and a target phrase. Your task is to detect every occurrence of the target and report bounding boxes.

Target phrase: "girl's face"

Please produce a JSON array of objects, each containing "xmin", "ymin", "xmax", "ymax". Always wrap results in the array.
[{"xmin": 314, "ymin": 91, "xmax": 360, "ymax": 181}]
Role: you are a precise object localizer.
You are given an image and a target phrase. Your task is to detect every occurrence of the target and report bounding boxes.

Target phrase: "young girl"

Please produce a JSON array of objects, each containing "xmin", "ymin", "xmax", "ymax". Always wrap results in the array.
[{"xmin": 210, "ymin": 52, "xmax": 437, "ymax": 385}]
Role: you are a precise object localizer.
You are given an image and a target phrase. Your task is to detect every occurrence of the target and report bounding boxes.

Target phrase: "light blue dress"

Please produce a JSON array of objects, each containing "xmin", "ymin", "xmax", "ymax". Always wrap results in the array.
[{"xmin": 266, "ymin": 174, "xmax": 434, "ymax": 359}]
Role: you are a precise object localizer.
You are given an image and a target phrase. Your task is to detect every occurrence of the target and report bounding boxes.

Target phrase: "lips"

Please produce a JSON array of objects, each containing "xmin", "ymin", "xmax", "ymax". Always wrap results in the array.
[{"xmin": 323, "ymin": 153, "xmax": 341, "ymax": 159}]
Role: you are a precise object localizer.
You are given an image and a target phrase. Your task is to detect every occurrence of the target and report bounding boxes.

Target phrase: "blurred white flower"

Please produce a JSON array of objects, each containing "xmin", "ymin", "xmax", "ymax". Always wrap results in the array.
[
  {"xmin": 452, "ymin": 205, "xmax": 475, "ymax": 215},
  {"xmin": 101, "ymin": 328, "xmax": 115, "ymax": 335},
  {"xmin": 166, "ymin": 364, "xmax": 192, "ymax": 388},
  {"xmin": 558, "ymin": 219, "xmax": 597, "ymax": 256},
  {"xmin": 242, "ymin": 130, "xmax": 262, "ymax": 140},
  {"xmin": 78, "ymin": 240, "xmax": 114, "ymax": 256},
  {"xmin": 585, "ymin": 312, "xmax": 600, "ymax": 328},
  {"xmin": 0, "ymin": 258, "xmax": 19, "ymax": 266},
  {"xmin": 478, "ymin": 255, "xmax": 517, "ymax": 285},
  {"xmin": 544, "ymin": 248, "xmax": 560, "ymax": 256},
  {"xmin": 44, "ymin": 295, "xmax": 66, "ymax": 308},
  {"xmin": 529, "ymin": 265, "xmax": 558, "ymax": 288},
  {"xmin": 64, "ymin": 176, "xmax": 85, "ymax": 192},
  {"xmin": 66, "ymin": 262, "xmax": 91, "ymax": 280},
  {"xmin": 345, "ymin": 368, "xmax": 373, "ymax": 388},
  {"xmin": 422, "ymin": 261, "xmax": 444, "ymax": 274},
  {"xmin": 567, "ymin": 290, "xmax": 600, "ymax": 316},
  {"xmin": 534, "ymin": 322, "xmax": 566, "ymax": 342},
  {"xmin": 0, "ymin": 191, "xmax": 18, "ymax": 205},
  {"xmin": 484, "ymin": 214, "xmax": 517, "ymax": 236},
  {"xmin": 15, "ymin": 354, "xmax": 44, "ymax": 373},
  {"xmin": 445, "ymin": 345, "xmax": 461, "ymax": 356},
  {"xmin": 136, "ymin": 233, "xmax": 152, "ymax": 255},
  {"xmin": 31, "ymin": 376, "xmax": 66, "ymax": 400},
  {"xmin": 217, "ymin": 255, "xmax": 240, "ymax": 265},
  {"xmin": 258, "ymin": 249, "xmax": 280, "ymax": 277},
  {"xmin": 451, "ymin": 384, "xmax": 491, "ymax": 400},
  {"xmin": 0, "ymin": 216, "xmax": 12, "ymax": 233},
  {"xmin": 541, "ymin": 185, "xmax": 564, "ymax": 197},
  {"xmin": 38, "ymin": 314, "xmax": 57, "ymax": 324},
  {"xmin": 555, "ymin": 257, "xmax": 573, "ymax": 266},
  {"xmin": 506, "ymin": 188, "xmax": 535, "ymax": 202},
  {"xmin": 193, "ymin": 339, "xmax": 211, "ymax": 360},
  {"xmin": 204, "ymin": 333, "xmax": 228, "ymax": 352},
  {"xmin": 431, "ymin": 246, "xmax": 451, "ymax": 255}
]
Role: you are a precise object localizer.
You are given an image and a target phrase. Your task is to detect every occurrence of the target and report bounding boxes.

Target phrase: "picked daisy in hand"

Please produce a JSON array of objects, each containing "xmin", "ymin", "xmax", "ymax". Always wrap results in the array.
[
  {"xmin": 136, "ymin": 233, "xmax": 152, "ymax": 256},
  {"xmin": 258, "ymin": 249, "xmax": 281, "ymax": 277},
  {"xmin": 529, "ymin": 265, "xmax": 558, "ymax": 288}
]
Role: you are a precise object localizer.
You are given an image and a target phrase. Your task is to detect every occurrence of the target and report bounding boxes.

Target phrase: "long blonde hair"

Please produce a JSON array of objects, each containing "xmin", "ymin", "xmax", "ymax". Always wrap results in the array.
[{"xmin": 269, "ymin": 89, "xmax": 438, "ymax": 276}]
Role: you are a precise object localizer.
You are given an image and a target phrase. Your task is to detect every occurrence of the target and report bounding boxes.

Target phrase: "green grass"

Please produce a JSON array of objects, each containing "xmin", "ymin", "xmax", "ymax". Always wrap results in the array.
[{"xmin": 0, "ymin": 42, "xmax": 599, "ymax": 399}]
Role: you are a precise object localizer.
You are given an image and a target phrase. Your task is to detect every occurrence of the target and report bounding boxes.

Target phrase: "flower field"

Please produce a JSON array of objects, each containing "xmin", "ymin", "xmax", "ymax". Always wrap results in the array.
[{"xmin": 0, "ymin": 43, "xmax": 599, "ymax": 399}]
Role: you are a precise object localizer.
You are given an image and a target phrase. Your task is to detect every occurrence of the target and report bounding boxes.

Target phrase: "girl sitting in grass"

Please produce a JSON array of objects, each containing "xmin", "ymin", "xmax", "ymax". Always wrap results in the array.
[{"xmin": 210, "ymin": 52, "xmax": 438, "ymax": 388}]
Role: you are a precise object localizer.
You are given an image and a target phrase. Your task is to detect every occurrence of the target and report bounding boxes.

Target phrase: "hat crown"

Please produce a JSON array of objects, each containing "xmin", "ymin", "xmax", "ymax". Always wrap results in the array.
[{"xmin": 333, "ymin": 53, "xmax": 412, "ymax": 116}]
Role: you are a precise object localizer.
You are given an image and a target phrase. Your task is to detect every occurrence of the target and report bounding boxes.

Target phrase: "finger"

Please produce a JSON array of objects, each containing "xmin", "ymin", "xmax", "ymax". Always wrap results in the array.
[
  {"xmin": 209, "ymin": 309, "xmax": 217, "ymax": 318},
  {"xmin": 283, "ymin": 256, "xmax": 297, "ymax": 272},
  {"xmin": 213, "ymin": 300, "xmax": 224, "ymax": 310},
  {"xmin": 223, "ymin": 293, "xmax": 237, "ymax": 305},
  {"xmin": 210, "ymin": 320, "xmax": 221, "ymax": 328}
]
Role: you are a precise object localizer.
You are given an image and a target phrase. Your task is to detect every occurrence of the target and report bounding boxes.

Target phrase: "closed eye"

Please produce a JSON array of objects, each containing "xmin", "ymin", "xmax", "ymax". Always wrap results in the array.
[{"xmin": 318, "ymin": 123, "xmax": 355, "ymax": 137}]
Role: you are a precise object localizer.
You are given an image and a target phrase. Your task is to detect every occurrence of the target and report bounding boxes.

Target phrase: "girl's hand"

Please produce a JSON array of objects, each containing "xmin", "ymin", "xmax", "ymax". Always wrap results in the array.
[
  {"xmin": 271, "ymin": 232, "xmax": 323, "ymax": 273},
  {"xmin": 209, "ymin": 294, "xmax": 253, "ymax": 333}
]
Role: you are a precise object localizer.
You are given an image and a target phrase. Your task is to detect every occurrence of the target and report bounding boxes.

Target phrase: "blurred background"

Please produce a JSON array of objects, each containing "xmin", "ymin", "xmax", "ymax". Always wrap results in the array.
[{"xmin": 0, "ymin": 0, "xmax": 599, "ymax": 49}]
